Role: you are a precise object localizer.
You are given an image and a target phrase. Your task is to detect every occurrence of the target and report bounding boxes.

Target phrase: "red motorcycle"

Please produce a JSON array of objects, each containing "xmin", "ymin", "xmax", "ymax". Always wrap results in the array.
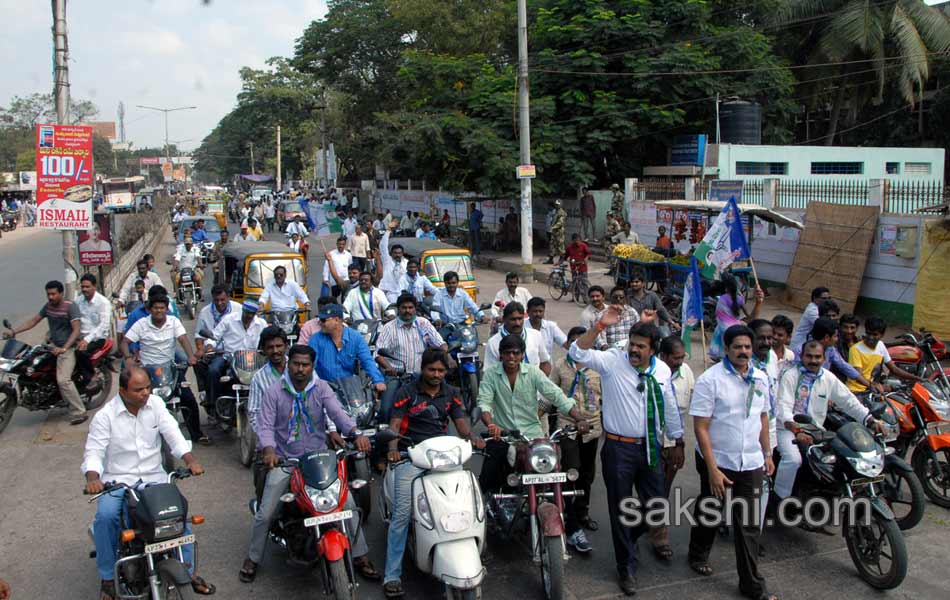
[
  {"xmin": 887, "ymin": 329, "xmax": 950, "ymax": 395},
  {"xmin": 484, "ymin": 427, "xmax": 582, "ymax": 600},
  {"xmin": 0, "ymin": 318, "xmax": 114, "ymax": 434},
  {"xmin": 251, "ymin": 440, "xmax": 370, "ymax": 600}
]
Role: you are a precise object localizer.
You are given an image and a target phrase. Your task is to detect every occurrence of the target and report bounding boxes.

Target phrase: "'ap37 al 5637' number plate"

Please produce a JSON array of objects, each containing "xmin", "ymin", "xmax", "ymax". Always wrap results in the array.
[{"xmin": 521, "ymin": 473, "xmax": 567, "ymax": 485}]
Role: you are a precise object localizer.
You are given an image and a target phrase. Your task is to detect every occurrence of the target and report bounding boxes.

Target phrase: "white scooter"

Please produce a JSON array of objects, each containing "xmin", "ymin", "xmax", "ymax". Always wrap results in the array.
[{"xmin": 379, "ymin": 431, "xmax": 486, "ymax": 599}]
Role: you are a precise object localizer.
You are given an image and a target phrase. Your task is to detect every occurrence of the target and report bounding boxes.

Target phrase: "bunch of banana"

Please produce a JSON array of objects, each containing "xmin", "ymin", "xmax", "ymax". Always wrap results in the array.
[{"xmin": 613, "ymin": 244, "xmax": 664, "ymax": 262}]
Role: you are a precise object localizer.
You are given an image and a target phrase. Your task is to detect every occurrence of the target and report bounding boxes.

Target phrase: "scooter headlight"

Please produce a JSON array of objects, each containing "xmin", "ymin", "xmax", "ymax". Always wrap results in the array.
[
  {"xmin": 357, "ymin": 322, "xmax": 370, "ymax": 335},
  {"xmin": 416, "ymin": 490, "xmax": 434, "ymax": 529},
  {"xmin": 426, "ymin": 447, "xmax": 462, "ymax": 471},
  {"xmin": 306, "ymin": 479, "xmax": 342, "ymax": 513},
  {"xmin": 847, "ymin": 450, "xmax": 884, "ymax": 477},
  {"xmin": 529, "ymin": 443, "xmax": 558, "ymax": 474}
]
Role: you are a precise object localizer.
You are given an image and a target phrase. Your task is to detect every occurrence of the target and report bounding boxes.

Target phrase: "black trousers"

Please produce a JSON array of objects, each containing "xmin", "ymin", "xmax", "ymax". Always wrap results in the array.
[
  {"xmin": 75, "ymin": 338, "xmax": 106, "ymax": 377},
  {"xmin": 478, "ymin": 439, "xmax": 512, "ymax": 493},
  {"xmin": 560, "ymin": 435, "xmax": 599, "ymax": 534},
  {"xmin": 688, "ymin": 451, "xmax": 768, "ymax": 599},
  {"xmin": 601, "ymin": 437, "xmax": 665, "ymax": 577}
]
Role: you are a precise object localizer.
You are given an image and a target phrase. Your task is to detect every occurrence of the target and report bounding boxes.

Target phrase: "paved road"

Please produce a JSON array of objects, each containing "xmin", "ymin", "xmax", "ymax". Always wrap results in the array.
[{"xmin": 1, "ymin": 221, "xmax": 949, "ymax": 599}]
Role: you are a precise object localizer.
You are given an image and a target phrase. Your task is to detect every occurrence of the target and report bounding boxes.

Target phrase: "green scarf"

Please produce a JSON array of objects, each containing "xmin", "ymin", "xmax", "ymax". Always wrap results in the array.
[{"xmin": 638, "ymin": 356, "xmax": 665, "ymax": 468}]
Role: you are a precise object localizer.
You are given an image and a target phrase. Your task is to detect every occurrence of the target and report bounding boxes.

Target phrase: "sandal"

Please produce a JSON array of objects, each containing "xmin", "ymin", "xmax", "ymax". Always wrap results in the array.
[
  {"xmin": 191, "ymin": 575, "xmax": 216, "ymax": 595},
  {"xmin": 100, "ymin": 580, "xmax": 116, "ymax": 600},
  {"xmin": 354, "ymin": 556, "xmax": 382, "ymax": 581},
  {"xmin": 653, "ymin": 544, "xmax": 674, "ymax": 561},
  {"xmin": 689, "ymin": 561, "xmax": 714, "ymax": 577},
  {"xmin": 238, "ymin": 559, "xmax": 257, "ymax": 583},
  {"xmin": 383, "ymin": 580, "xmax": 405, "ymax": 598},
  {"xmin": 197, "ymin": 435, "xmax": 212, "ymax": 445}
]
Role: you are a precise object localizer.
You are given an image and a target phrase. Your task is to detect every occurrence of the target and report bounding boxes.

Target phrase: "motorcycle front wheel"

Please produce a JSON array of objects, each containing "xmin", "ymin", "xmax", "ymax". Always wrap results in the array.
[
  {"xmin": 539, "ymin": 534, "xmax": 564, "ymax": 600},
  {"xmin": 445, "ymin": 585, "xmax": 479, "ymax": 600},
  {"xmin": 881, "ymin": 466, "xmax": 925, "ymax": 530},
  {"xmin": 157, "ymin": 560, "xmax": 194, "ymax": 599},
  {"xmin": 327, "ymin": 558, "xmax": 356, "ymax": 600},
  {"xmin": 464, "ymin": 372, "xmax": 479, "ymax": 416},
  {"xmin": 912, "ymin": 443, "xmax": 950, "ymax": 508},
  {"xmin": 0, "ymin": 383, "xmax": 18, "ymax": 435},
  {"xmin": 238, "ymin": 410, "xmax": 257, "ymax": 467},
  {"xmin": 843, "ymin": 509, "xmax": 907, "ymax": 589},
  {"xmin": 352, "ymin": 458, "xmax": 372, "ymax": 523}
]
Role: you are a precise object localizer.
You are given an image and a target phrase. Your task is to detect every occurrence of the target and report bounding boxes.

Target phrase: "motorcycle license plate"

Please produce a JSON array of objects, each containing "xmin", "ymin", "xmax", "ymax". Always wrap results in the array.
[
  {"xmin": 458, "ymin": 352, "xmax": 478, "ymax": 359},
  {"xmin": 144, "ymin": 534, "xmax": 194, "ymax": 555},
  {"xmin": 304, "ymin": 510, "xmax": 352, "ymax": 528},
  {"xmin": 852, "ymin": 476, "xmax": 885, "ymax": 487},
  {"xmin": 521, "ymin": 473, "xmax": 567, "ymax": 485}
]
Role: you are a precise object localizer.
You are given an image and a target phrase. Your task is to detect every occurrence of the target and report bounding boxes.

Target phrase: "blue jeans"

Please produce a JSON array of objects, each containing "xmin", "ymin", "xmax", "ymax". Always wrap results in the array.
[
  {"xmin": 469, "ymin": 228, "xmax": 481, "ymax": 255},
  {"xmin": 95, "ymin": 488, "xmax": 194, "ymax": 581},
  {"xmin": 383, "ymin": 461, "xmax": 425, "ymax": 584},
  {"xmin": 207, "ymin": 355, "xmax": 230, "ymax": 407}
]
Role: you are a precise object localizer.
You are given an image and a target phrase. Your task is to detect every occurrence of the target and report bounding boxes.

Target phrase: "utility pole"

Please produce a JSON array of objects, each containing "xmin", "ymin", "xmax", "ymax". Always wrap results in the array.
[
  {"xmin": 248, "ymin": 142, "xmax": 255, "ymax": 175},
  {"xmin": 320, "ymin": 96, "xmax": 328, "ymax": 188},
  {"xmin": 276, "ymin": 125, "xmax": 282, "ymax": 192},
  {"xmin": 53, "ymin": 0, "xmax": 78, "ymax": 298},
  {"xmin": 517, "ymin": 0, "xmax": 533, "ymax": 281}
]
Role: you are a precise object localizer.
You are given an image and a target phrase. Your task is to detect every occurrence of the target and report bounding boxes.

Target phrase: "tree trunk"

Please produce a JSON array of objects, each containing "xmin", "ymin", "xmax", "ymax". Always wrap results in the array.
[{"xmin": 824, "ymin": 85, "xmax": 846, "ymax": 146}]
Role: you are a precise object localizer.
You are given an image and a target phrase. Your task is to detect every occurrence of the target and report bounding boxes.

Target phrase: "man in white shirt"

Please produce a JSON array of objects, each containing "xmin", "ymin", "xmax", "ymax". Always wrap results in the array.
[
  {"xmin": 263, "ymin": 200, "xmax": 277, "ymax": 232},
  {"xmin": 399, "ymin": 210, "xmax": 414, "ymax": 233},
  {"xmin": 771, "ymin": 315, "xmax": 796, "ymax": 374},
  {"xmin": 484, "ymin": 301, "xmax": 551, "ymax": 373},
  {"xmin": 569, "ymin": 316, "xmax": 683, "ymax": 595},
  {"xmin": 173, "ymin": 237, "xmax": 203, "ymax": 293},
  {"xmin": 285, "ymin": 215, "xmax": 308, "ymax": 238},
  {"xmin": 398, "ymin": 258, "xmax": 438, "ymax": 302},
  {"xmin": 526, "ymin": 297, "xmax": 567, "ymax": 356},
  {"xmin": 82, "ymin": 367, "xmax": 212, "ymax": 598},
  {"xmin": 171, "ymin": 206, "xmax": 187, "ymax": 224},
  {"xmin": 490, "ymin": 272, "xmax": 533, "ymax": 318},
  {"xmin": 649, "ymin": 335, "xmax": 695, "ymax": 558},
  {"xmin": 378, "ymin": 223, "xmax": 410, "ymax": 303},
  {"xmin": 259, "ymin": 266, "xmax": 310, "ymax": 312},
  {"xmin": 789, "ymin": 286, "xmax": 831, "ymax": 354},
  {"xmin": 578, "ymin": 286, "xmax": 610, "ymax": 349},
  {"xmin": 121, "ymin": 296, "xmax": 196, "ymax": 368},
  {"xmin": 688, "ymin": 324, "xmax": 773, "ymax": 600},
  {"xmin": 322, "ymin": 237, "xmax": 353, "ymax": 299},
  {"xmin": 347, "ymin": 222, "xmax": 371, "ymax": 271},
  {"xmin": 343, "ymin": 272, "xmax": 390, "ymax": 322},
  {"xmin": 74, "ymin": 273, "xmax": 112, "ymax": 387},
  {"xmin": 773, "ymin": 340, "xmax": 879, "ymax": 502},
  {"xmin": 118, "ymin": 259, "xmax": 164, "ymax": 305},
  {"xmin": 236, "ymin": 224, "xmax": 256, "ymax": 241},
  {"xmin": 194, "ymin": 285, "xmax": 242, "ymax": 407},
  {"xmin": 382, "ymin": 209, "xmax": 394, "ymax": 229},
  {"xmin": 749, "ymin": 320, "xmax": 780, "ymax": 453},
  {"xmin": 202, "ymin": 300, "xmax": 267, "ymax": 409},
  {"xmin": 342, "ymin": 213, "xmax": 357, "ymax": 238}
]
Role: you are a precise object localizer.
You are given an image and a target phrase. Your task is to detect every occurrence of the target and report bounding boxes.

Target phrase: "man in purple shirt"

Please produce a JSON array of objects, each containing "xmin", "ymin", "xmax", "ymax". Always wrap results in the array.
[{"xmin": 239, "ymin": 345, "xmax": 381, "ymax": 583}]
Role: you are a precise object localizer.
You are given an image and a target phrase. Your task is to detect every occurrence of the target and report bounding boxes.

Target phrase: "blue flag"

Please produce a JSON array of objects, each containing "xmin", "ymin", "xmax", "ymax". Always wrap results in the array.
[
  {"xmin": 298, "ymin": 197, "xmax": 317, "ymax": 230},
  {"xmin": 693, "ymin": 196, "xmax": 751, "ymax": 279},
  {"xmin": 680, "ymin": 256, "xmax": 704, "ymax": 356}
]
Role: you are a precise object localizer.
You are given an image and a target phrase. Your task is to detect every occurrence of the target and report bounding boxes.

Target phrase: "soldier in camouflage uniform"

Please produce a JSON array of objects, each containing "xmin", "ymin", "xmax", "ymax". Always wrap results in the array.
[
  {"xmin": 604, "ymin": 211, "xmax": 621, "ymax": 256},
  {"xmin": 545, "ymin": 200, "xmax": 567, "ymax": 264},
  {"xmin": 610, "ymin": 183, "xmax": 625, "ymax": 221}
]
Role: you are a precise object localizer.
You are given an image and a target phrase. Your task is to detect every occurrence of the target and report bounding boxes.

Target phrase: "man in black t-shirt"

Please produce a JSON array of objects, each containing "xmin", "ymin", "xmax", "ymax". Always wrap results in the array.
[
  {"xmin": 3, "ymin": 280, "xmax": 86, "ymax": 424},
  {"xmin": 381, "ymin": 349, "xmax": 484, "ymax": 597}
]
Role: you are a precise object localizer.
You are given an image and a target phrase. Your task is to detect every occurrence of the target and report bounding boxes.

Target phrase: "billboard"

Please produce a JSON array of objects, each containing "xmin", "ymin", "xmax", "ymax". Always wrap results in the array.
[
  {"xmin": 18, "ymin": 171, "xmax": 36, "ymax": 191},
  {"xmin": 671, "ymin": 134, "xmax": 707, "ymax": 166},
  {"xmin": 78, "ymin": 213, "xmax": 114, "ymax": 265},
  {"xmin": 35, "ymin": 124, "xmax": 94, "ymax": 230}
]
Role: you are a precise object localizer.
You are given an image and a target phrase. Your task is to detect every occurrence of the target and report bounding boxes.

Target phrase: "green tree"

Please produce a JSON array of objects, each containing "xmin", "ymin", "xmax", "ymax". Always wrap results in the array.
[{"xmin": 776, "ymin": 0, "xmax": 950, "ymax": 144}]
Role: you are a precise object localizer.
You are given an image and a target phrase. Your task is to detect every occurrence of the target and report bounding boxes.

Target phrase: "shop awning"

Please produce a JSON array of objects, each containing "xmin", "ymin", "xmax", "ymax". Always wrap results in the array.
[{"xmin": 653, "ymin": 200, "xmax": 804, "ymax": 230}]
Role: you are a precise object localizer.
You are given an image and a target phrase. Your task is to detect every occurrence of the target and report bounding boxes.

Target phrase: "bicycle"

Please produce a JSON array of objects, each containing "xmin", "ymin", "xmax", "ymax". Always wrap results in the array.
[{"xmin": 547, "ymin": 260, "xmax": 589, "ymax": 307}]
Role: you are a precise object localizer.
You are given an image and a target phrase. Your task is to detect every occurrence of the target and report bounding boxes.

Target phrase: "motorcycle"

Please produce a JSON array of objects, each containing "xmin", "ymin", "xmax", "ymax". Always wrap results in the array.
[
  {"xmin": 176, "ymin": 267, "xmax": 200, "ymax": 321},
  {"xmin": 0, "ymin": 210, "xmax": 18, "ymax": 232},
  {"xmin": 483, "ymin": 427, "xmax": 583, "ymax": 600},
  {"xmin": 264, "ymin": 308, "xmax": 310, "ymax": 345},
  {"xmin": 328, "ymin": 375, "xmax": 377, "ymax": 521},
  {"xmin": 200, "ymin": 328, "xmax": 267, "ymax": 467},
  {"xmin": 350, "ymin": 305, "xmax": 396, "ymax": 356},
  {"xmin": 85, "ymin": 469, "xmax": 205, "ymax": 600},
  {"xmin": 823, "ymin": 399, "xmax": 925, "ymax": 530},
  {"xmin": 425, "ymin": 301, "xmax": 491, "ymax": 415},
  {"xmin": 378, "ymin": 429, "xmax": 486, "ymax": 600},
  {"xmin": 0, "ymin": 321, "xmax": 114, "ymax": 435},
  {"xmin": 780, "ymin": 415, "xmax": 907, "ymax": 589},
  {"xmin": 144, "ymin": 362, "xmax": 193, "ymax": 473},
  {"xmin": 252, "ymin": 439, "xmax": 371, "ymax": 600},
  {"xmin": 887, "ymin": 329, "xmax": 950, "ymax": 396}
]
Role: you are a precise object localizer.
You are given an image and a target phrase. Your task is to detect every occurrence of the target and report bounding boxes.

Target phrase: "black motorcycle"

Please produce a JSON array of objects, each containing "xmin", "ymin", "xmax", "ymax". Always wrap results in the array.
[
  {"xmin": 264, "ymin": 308, "xmax": 309, "ymax": 345},
  {"xmin": 779, "ymin": 415, "xmax": 908, "ymax": 589},
  {"xmin": 0, "ymin": 210, "xmax": 18, "ymax": 232},
  {"xmin": 328, "ymin": 375, "xmax": 377, "ymax": 521},
  {"xmin": 176, "ymin": 267, "xmax": 201, "ymax": 321},
  {"xmin": 145, "ymin": 362, "xmax": 193, "ymax": 473},
  {"xmin": 86, "ymin": 469, "xmax": 204, "ymax": 600}
]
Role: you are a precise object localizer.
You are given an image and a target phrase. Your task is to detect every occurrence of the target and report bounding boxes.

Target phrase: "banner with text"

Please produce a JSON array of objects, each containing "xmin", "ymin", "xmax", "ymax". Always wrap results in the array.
[{"xmin": 35, "ymin": 124, "xmax": 94, "ymax": 230}]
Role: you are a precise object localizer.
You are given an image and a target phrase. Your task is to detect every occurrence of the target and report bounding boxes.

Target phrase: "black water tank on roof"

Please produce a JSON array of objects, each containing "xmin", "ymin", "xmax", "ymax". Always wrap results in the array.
[{"xmin": 719, "ymin": 100, "xmax": 761, "ymax": 145}]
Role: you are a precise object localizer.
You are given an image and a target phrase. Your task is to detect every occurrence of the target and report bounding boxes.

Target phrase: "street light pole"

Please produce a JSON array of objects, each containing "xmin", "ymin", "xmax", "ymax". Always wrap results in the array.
[
  {"xmin": 52, "ymin": 0, "xmax": 78, "ymax": 298},
  {"xmin": 136, "ymin": 104, "xmax": 196, "ymax": 183},
  {"xmin": 517, "ymin": 0, "xmax": 534, "ymax": 281},
  {"xmin": 276, "ymin": 125, "xmax": 282, "ymax": 192}
]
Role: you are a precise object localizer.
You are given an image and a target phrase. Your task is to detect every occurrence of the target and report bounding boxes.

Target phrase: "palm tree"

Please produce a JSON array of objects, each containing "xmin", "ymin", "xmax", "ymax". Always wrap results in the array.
[{"xmin": 777, "ymin": 0, "xmax": 950, "ymax": 144}]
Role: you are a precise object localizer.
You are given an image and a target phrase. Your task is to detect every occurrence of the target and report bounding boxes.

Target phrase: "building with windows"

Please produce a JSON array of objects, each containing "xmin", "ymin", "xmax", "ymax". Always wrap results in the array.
[{"xmin": 713, "ymin": 144, "xmax": 944, "ymax": 182}]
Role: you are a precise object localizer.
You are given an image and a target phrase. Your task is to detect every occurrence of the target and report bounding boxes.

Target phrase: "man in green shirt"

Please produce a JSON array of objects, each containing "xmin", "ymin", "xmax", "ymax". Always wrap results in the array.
[{"xmin": 477, "ymin": 334, "xmax": 589, "ymax": 492}]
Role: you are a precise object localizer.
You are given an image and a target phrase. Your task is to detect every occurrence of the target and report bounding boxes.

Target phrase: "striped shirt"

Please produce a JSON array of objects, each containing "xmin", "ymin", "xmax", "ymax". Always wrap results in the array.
[
  {"xmin": 247, "ymin": 362, "xmax": 336, "ymax": 435},
  {"xmin": 375, "ymin": 317, "xmax": 445, "ymax": 374}
]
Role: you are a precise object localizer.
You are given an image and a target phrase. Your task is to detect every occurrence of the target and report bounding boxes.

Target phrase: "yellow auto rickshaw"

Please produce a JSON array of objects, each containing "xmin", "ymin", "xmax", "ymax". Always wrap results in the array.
[
  {"xmin": 223, "ymin": 241, "xmax": 310, "ymax": 324},
  {"xmin": 389, "ymin": 237, "xmax": 479, "ymax": 301}
]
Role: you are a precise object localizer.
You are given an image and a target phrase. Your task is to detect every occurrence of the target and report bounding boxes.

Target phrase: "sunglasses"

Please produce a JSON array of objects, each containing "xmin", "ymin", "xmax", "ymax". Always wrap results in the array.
[{"xmin": 611, "ymin": 295, "xmax": 626, "ymax": 302}]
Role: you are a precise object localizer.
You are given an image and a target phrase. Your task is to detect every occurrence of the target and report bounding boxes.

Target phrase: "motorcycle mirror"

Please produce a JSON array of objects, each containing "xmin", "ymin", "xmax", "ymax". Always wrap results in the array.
[
  {"xmin": 373, "ymin": 428, "xmax": 401, "ymax": 445},
  {"xmin": 198, "ymin": 328, "xmax": 215, "ymax": 340},
  {"xmin": 2, "ymin": 319, "xmax": 10, "ymax": 329},
  {"xmin": 478, "ymin": 303, "xmax": 492, "ymax": 311},
  {"xmin": 470, "ymin": 406, "xmax": 482, "ymax": 424},
  {"xmin": 793, "ymin": 414, "xmax": 814, "ymax": 425},
  {"xmin": 377, "ymin": 348, "xmax": 397, "ymax": 360},
  {"xmin": 165, "ymin": 260, "xmax": 173, "ymax": 265}
]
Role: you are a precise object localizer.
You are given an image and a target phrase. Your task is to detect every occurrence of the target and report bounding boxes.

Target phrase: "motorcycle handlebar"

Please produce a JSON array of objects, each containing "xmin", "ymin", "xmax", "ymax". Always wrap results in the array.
[{"xmin": 480, "ymin": 429, "xmax": 520, "ymax": 439}]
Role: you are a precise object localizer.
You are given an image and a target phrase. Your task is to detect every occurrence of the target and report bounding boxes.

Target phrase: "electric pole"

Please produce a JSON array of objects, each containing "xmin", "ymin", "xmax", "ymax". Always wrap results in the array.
[
  {"xmin": 320, "ymin": 95, "xmax": 328, "ymax": 188},
  {"xmin": 136, "ymin": 104, "xmax": 196, "ymax": 172},
  {"xmin": 517, "ymin": 0, "xmax": 534, "ymax": 281},
  {"xmin": 53, "ymin": 0, "xmax": 78, "ymax": 298},
  {"xmin": 276, "ymin": 125, "xmax": 282, "ymax": 192},
  {"xmin": 248, "ymin": 142, "xmax": 255, "ymax": 175}
]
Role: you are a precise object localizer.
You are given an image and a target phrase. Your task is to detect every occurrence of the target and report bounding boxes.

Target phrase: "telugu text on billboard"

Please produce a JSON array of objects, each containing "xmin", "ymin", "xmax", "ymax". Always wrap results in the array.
[
  {"xmin": 78, "ymin": 213, "xmax": 114, "ymax": 265},
  {"xmin": 35, "ymin": 124, "xmax": 94, "ymax": 230}
]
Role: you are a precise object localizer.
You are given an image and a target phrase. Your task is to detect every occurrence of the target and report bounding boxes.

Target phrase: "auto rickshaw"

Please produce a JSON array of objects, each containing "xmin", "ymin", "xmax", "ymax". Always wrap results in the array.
[
  {"xmin": 388, "ymin": 237, "xmax": 479, "ymax": 301},
  {"xmin": 223, "ymin": 241, "xmax": 310, "ymax": 325},
  {"xmin": 204, "ymin": 194, "xmax": 228, "ymax": 229}
]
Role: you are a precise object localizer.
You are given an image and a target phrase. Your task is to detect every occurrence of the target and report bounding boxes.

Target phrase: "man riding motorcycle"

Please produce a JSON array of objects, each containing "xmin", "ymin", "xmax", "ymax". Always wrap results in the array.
[
  {"xmin": 172, "ymin": 237, "xmax": 203, "ymax": 293},
  {"xmin": 74, "ymin": 273, "xmax": 112, "ymax": 390},
  {"xmin": 239, "ymin": 345, "xmax": 380, "ymax": 583},
  {"xmin": 82, "ymin": 367, "xmax": 214, "ymax": 600},
  {"xmin": 382, "ymin": 349, "xmax": 484, "ymax": 597},
  {"xmin": 194, "ymin": 285, "xmax": 242, "ymax": 414},
  {"xmin": 342, "ymin": 272, "xmax": 389, "ymax": 323},
  {"xmin": 306, "ymin": 304, "xmax": 386, "ymax": 393},
  {"xmin": 430, "ymin": 271, "xmax": 488, "ymax": 327},
  {"xmin": 199, "ymin": 300, "xmax": 267, "ymax": 413},
  {"xmin": 259, "ymin": 266, "xmax": 310, "ymax": 314}
]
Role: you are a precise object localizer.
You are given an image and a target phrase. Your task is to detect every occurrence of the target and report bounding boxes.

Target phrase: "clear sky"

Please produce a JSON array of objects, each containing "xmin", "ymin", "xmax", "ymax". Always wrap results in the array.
[{"xmin": 0, "ymin": 0, "xmax": 328, "ymax": 152}]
